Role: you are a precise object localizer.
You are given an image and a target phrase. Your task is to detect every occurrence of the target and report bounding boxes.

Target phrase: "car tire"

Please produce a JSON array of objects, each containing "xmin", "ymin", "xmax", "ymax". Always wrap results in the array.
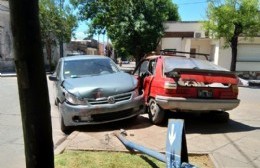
[
  {"xmin": 54, "ymin": 98, "xmax": 58, "ymax": 106},
  {"xmin": 212, "ymin": 111, "xmax": 230, "ymax": 123},
  {"xmin": 60, "ymin": 115, "xmax": 72, "ymax": 135},
  {"xmin": 58, "ymin": 103, "xmax": 72, "ymax": 134},
  {"xmin": 148, "ymin": 98, "xmax": 165, "ymax": 125}
]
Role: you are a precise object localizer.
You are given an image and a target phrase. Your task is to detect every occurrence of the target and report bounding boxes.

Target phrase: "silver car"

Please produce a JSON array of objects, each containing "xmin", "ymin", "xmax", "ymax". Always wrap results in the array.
[{"xmin": 49, "ymin": 55, "xmax": 144, "ymax": 134}]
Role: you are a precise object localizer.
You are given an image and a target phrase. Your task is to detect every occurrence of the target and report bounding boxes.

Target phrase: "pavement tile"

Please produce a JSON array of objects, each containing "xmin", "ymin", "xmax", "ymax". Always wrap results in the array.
[
  {"xmin": 212, "ymin": 138, "xmax": 259, "ymax": 165},
  {"xmin": 66, "ymin": 132, "xmax": 127, "ymax": 151},
  {"xmin": 187, "ymin": 134, "xmax": 234, "ymax": 153},
  {"xmin": 186, "ymin": 133, "xmax": 201, "ymax": 140},
  {"xmin": 126, "ymin": 133, "xmax": 166, "ymax": 152},
  {"xmin": 232, "ymin": 136, "xmax": 260, "ymax": 161},
  {"xmin": 251, "ymin": 157, "xmax": 260, "ymax": 167},
  {"xmin": 212, "ymin": 152, "xmax": 255, "ymax": 168}
]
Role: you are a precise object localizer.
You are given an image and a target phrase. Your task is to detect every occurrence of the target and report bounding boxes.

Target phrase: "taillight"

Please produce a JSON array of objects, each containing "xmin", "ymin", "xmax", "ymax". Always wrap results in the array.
[
  {"xmin": 164, "ymin": 81, "xmax": 177, "ymax": 89},
  {"xmin": 232, "ymin": 85, "xmax": 238, "ymax": 94}
]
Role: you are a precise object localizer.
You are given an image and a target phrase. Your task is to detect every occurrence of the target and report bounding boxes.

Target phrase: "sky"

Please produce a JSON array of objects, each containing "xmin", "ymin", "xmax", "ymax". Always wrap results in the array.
[{"xmin": 73, "ymin": 0, "xmax": 209, "ymax": 40}]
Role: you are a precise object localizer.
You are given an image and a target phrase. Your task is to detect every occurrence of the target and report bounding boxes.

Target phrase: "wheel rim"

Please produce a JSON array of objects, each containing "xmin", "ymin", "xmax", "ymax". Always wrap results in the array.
[{"xmin": 149, "ymin": 100, "xmax": 157, "ymax": 117}]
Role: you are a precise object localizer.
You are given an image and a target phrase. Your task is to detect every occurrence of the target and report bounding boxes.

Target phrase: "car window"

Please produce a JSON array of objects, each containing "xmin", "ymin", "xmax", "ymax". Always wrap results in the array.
[
  {"xmin": 134, "ymin": 60, "xmax": 149, "ymax": 76},
  {"xmin": 148, "ymin": 59, "xmax": 156, "ymax": 75},
  {"xmin": 54, "ymin": 61, "xmax": 61, "ymax": 79},
  {"xmin": 164, "ymin": 57, "xmax": 227, "ymax": 73},
  {"xmin": 63, "ymin": 58, "xmax": 119, "ymax": 78}
]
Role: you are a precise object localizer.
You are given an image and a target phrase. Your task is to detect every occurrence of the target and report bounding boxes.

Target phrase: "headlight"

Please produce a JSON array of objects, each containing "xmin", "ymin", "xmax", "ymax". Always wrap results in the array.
[{"xmin": 65, "ymin": 92, "xmax": 87, "ymax": 105}]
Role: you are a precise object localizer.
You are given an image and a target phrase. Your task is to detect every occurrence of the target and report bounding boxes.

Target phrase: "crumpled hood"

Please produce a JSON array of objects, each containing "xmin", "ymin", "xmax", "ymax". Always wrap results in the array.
[{"xmin": 62, "ymin": 72, "xmax": 137, "ymax": 98}]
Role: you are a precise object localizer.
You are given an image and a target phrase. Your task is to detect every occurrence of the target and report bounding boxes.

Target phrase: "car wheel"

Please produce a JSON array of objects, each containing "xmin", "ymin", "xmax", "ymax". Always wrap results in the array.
[
  {"xmin": 54, "ymin": 98, "xmax": 58, "ymax": 106},
  {"xmin": 212, "ymin": 111, "xmax": 230, "ymax": 123},
  {"xmin": 60, "ymin": 115, "xmax": 72, "ymax": 135},
  {"xmin": 58, "ymin": 103, "xmax": 72, "ymax": 134},
  {"xmin": 148, "ymin": 98, "xmax": 165, "ymax": 125}
]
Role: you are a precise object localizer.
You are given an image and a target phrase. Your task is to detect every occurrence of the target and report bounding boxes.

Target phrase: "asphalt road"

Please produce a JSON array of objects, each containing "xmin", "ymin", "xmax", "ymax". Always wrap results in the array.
[{"xmin": 0, "ymin": 77, "xmax": 66, "ymax": 168}]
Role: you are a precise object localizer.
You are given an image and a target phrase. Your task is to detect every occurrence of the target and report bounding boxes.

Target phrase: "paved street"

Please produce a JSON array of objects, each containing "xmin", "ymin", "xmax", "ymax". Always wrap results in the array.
[{"xmin": 0, "ymin": 77, "xmax": 66, "ymax": 168}]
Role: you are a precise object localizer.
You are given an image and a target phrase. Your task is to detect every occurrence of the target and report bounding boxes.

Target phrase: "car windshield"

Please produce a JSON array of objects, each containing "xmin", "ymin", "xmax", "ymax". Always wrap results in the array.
[
  {"xmin": 63, "ymin": 58, "xmax": 119, "ymax": 79},
  {"xmin": 164, "ymin": 57, "xmax": 227, "ymax": 73}
]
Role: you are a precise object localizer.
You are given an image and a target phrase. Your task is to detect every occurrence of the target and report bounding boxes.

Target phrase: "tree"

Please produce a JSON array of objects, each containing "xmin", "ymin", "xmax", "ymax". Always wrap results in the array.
[
  {"xmin": 204, "ymin": 0, "xmax": 260, "ymax": 71},
  {"xmin": 71, "ymin": 0, "xmax": 180, "ymax": 64},
  {"xmin": 8, "ymin": 0, "xmax": 54, "ymax": 167},
  {"xmin": 39, "ymin": 0, "xmax": 77, "ymax": 70}
]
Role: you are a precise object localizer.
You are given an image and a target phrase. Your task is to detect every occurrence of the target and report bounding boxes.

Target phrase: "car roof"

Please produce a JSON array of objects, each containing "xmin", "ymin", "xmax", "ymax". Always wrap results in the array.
[{"xmin": 61, "ymin": 55, "xmax": 109, "ymax": 61}]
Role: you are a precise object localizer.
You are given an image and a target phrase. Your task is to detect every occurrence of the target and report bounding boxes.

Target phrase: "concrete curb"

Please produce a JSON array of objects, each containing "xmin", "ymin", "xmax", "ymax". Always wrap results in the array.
[
  {"xmin": 208, "ymin": 153, "xmax": 219, "ymax": 168},
  {"xmin": 54, "ymin": 131, "xmax": 79, "ymax": 155},
  {"xmin": 0, "ymin": 73, "xmax": 17, "ymax": 77},
  {"xmin": 0, "ymin": 72, "xmax": 52, "ymax": 77}
]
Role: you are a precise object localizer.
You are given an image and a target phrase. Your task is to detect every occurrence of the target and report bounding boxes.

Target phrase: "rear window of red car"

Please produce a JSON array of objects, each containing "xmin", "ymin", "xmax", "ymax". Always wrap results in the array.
[{"xmin": 163, "ymin": 57, "xmax": 227, "ymax": 73}]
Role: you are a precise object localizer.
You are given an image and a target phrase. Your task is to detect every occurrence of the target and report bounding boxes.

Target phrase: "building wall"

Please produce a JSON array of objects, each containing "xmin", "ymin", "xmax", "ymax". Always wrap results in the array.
[
  {"xmin": 0, "ymin": 1, "xmax": 15, "ymax": 72},
  {"xmin": 191, "ymin": 39, "xmax": 211, "ymax": 54},
  {"xmin": 161, "ymin": 38, "xmax": 182, "ymax": 50},
  {"xmin": 161, "ymin": 22, "xmax": 210, "ymax": 59},
  {"xmin": 164, "ymin": 21, "xmax": 205, "ymax": 36}
]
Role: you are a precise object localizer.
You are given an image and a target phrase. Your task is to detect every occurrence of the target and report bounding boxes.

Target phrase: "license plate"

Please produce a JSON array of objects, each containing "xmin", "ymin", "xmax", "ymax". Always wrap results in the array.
[{"xmin": 198, "ymin": 89, "xmax": 213, "ymax": 98}]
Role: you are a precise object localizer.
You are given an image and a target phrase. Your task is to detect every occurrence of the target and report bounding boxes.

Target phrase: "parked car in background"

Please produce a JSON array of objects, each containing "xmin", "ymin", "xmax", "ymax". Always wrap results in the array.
[
  {"xmin": 133, "ymin": 50, "xmax": 240, "ymax": 125},
  {"xmin": 49, "ymin": 55, "xmax": 144, "ymax": 134}
]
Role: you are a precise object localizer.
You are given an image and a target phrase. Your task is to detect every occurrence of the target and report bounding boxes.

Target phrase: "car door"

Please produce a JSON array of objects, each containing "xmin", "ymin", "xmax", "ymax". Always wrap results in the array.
[
  {"xmin": 133, "ymin": 60, "xmax": 149, "ymax": 95},
  {"xmin": 142, "ymin": 59, "xmax": 157, "ymax": 102},
  {"xmin": 52, "ymin": 60, "xmax": 62, "ymax": 103},
  {"xmin": 133, "ymin": 59, "xmax": 156, "ymax": 103}
]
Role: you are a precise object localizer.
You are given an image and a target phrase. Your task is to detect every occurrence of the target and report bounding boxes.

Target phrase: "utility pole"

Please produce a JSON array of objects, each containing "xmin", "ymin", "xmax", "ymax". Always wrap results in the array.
[{"xmin": 8, "ymin": 0, "xmax": 54, "ymax": 167}]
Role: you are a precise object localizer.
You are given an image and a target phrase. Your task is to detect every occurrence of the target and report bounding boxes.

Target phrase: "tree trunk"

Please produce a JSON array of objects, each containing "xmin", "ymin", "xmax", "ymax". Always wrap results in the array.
[
  {"xmin": 230, "ymin": 23, "xmax": 242, "ymax": 72},
  {"xmin": 9, "ymin": 1, "xmax": 54, "ymax": 168},
  {"xmin": 59, "ymin": 40, "xmax": 63, "ymax": 58},
  {"xmin": 135, "ymin": 48, "xmax": 144, "ymax": 66},
  {"xmin": 230, "ymin": 37, "xmax": 238, "ymax": 72},
  {"xmin": 46, "ymin": 41, "xmax": 52, "ymax": 71}
]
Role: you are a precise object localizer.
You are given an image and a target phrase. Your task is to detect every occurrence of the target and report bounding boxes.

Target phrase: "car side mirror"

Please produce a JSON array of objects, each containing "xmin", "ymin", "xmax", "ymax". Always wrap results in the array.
[{"xmin": 48, "ymin": 75, "xmax": 58, "ymax": 81}]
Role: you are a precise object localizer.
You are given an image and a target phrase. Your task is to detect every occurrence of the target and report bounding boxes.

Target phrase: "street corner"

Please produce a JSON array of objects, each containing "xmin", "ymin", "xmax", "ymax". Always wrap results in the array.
[{"xmin": 54, "ymin": 131, "xmax": 80, "ymax": 155}]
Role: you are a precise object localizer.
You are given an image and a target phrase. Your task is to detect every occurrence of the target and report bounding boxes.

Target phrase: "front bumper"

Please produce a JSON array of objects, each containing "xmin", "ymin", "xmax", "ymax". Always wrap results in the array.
[
  {"xmin": 60, "ymin": 93, "xmax": 144, "ymax": 126},
  {"xmin": 155, "ymin": 95, "xmax": 240, "ymax": 112}
]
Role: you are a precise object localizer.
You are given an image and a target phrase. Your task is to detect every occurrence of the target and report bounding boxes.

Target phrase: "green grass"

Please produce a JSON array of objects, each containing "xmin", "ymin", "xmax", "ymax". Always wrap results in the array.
[
  {"xmin": 55, "ymin": 151, "xmax": 165, "ymax": 168},
  {"xmin": 55, "ymin": 151, "xmax": 214, "ymax": 168}
]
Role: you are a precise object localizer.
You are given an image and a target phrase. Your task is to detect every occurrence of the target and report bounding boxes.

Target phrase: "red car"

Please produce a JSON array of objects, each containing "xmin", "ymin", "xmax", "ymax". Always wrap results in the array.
[{"xmin": 133, "ymin": 50, "xmax": 240, "ymax": 124}]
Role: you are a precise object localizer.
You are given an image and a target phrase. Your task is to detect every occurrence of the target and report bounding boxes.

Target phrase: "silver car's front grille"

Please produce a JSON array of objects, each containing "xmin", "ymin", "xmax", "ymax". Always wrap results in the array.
[{"xmin": 87, "ymin": 92, "xmax": 132, "ymax": 105}]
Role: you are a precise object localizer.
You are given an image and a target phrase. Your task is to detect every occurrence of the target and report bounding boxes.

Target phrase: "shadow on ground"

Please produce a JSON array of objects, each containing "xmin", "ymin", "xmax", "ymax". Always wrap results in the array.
[
  {"xmin": 70, "ymin": 111, "xmax": 260, "ymax": 136},
  {"xmin": 163, "ymin": 112, "xmax": 260, "ymax": 134},
  {"xmin": 76, "ymin": 115, "xmax": 153, "ymax": 133}
]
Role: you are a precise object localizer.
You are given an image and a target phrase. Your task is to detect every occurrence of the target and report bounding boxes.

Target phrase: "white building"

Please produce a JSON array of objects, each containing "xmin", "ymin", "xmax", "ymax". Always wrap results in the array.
[{"xmin": 160, "ymin": 21, "xmax": 260, "ymax": 79}]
